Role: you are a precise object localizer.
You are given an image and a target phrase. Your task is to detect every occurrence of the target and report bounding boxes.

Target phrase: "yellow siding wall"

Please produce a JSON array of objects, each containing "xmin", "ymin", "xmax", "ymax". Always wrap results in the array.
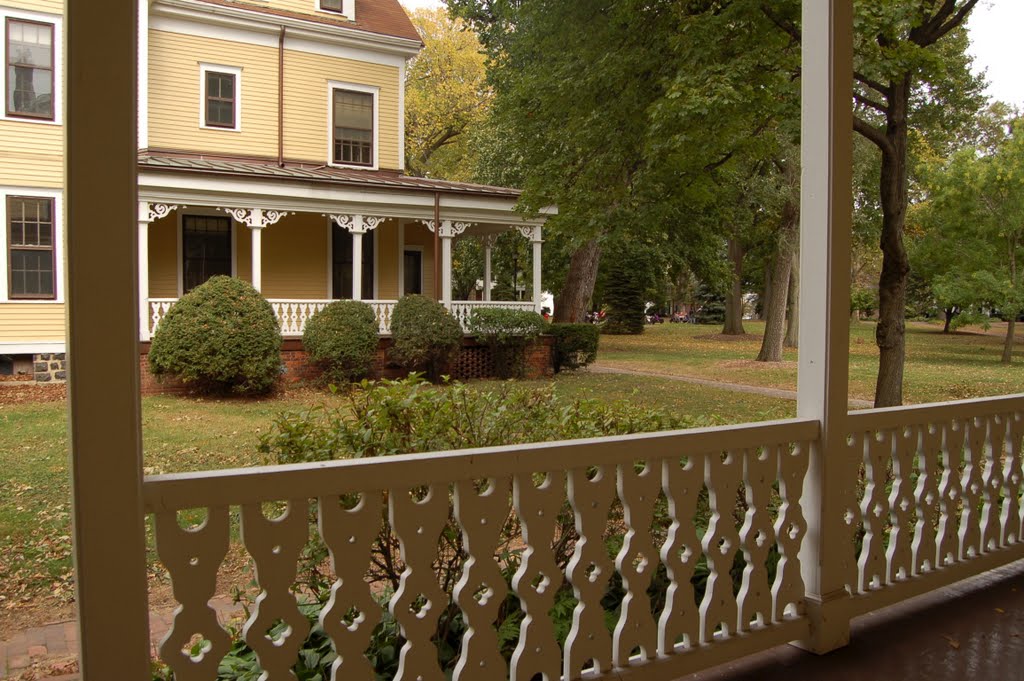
[
  {"xmin": 0, "ymin": 122, "xmax": 63, "ymax": 187},
  {"xmin": 403, "ymin": 222, "xmax": 436, "ymax": 300},
  {"xmin": 3, "ymin": 0, "xmax": 61, "ymax": 14},
  {"xmin": 376, "ymin": 221, "xmax": 399, "ymax": 299},
  {"xmin": 262, "ymin": 214, "xmax": 329, "ymax": 298},
  {"xmin": 0, "ymin": 304, "xmax": 65, "ymax": 342},
  {"xmin": 149, "ymin": 214, "xmax": 179, "ymax": 298},
  {"xmin": 283, "ymin": 51, "xmax": 400, "ymax": 169},
  {"xmin": 149, "ymin": 30, "xmax": 280, "ymax": 158}
]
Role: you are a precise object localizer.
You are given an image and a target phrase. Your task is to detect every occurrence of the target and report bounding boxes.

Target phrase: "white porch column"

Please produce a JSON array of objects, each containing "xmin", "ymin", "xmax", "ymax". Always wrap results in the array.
[
  {"xmin": 68, "ymin": 0, "xmax": 151, "ymax": 676},
  {"xmin": 516, "ymin": 225, "xmax": 544, "ymax": 312},
  {"xmin": 482, "ymin": 235, "xmax": 496, "ymax": 301},
  {"xmin": 136, "ymin": 202, "xmax": 180, "ymax": 341},
  {"xmin": 328, "ymin": 215, "xmax": 385, "ymax": 300},
  {"xmin": 796, "ymin": 0, "xmax": 853, "ymax": 654},
  {"xmin": 223, "ymin": 208, "xmax": 290, "ymax": 292},
  {"xmin": 429, "ymin": 219, "xmax": 471, "ymax": 306}
]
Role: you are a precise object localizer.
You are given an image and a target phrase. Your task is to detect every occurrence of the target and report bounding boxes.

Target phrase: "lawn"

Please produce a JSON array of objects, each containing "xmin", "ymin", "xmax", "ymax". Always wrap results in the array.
[{"xmin": 597, "ymin": 319, "xmax": 1024, "ymax": 405}]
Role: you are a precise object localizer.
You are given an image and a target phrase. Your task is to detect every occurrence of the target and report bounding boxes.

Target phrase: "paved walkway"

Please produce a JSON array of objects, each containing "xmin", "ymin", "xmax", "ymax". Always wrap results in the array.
[{"xmin": 589, "ymin": 364, "xmax": 877, "ymax": 409}]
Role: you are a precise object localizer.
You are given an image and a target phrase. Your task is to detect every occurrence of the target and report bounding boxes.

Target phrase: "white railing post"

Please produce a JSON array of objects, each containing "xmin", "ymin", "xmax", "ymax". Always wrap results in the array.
[
  {"xmin": 482, "ymin": 235, "xmax": 494, "ymax": 302},
  {"xmin": 531, "ymin": 226, "xmax": 543, "ymax": 313},
  {"xmin": 67, "ymin": 0, "xmax": 152, "ymax": 676},
  {"xmin": 431, "ymin": 220, "xmax": 470, "ymax": 307},
  {"xmin": 138, "ymin": 201, "xmax": 151, "ymax": 341},
  {"xmin": 796, "ymin": 0, "xmax": 854, "ymax": 654},
  {"xmin": 251, "ymin": 221, "xmax": 263, "ymax": 292}
]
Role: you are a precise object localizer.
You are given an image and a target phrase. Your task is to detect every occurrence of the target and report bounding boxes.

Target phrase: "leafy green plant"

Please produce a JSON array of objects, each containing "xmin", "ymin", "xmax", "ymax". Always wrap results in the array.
[
  {"xmin": 548, "ymin": 323, "xmax": 599, "ymax": 372},
  {"xmin": 467, "ymin": 307, "xmax": 547, "ymax": 378},
  {"xmin": 388, "ymin": 295, "xmax": 463, "ymax": 382},
  {"xmin": 148, "ymin": 276, "xmax": 282, "ymax": 395},
  {"xmin": 302, "ymin": 300, "xmax": 379, "ymax": 384}
]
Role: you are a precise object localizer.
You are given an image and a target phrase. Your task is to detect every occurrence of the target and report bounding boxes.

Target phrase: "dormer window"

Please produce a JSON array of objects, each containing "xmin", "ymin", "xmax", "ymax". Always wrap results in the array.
[
  {"xmin": 331, "ymin": 84, "xmax": 377, "ymax": 168},
  {"xmin": 319, "ymin": 0, "xmax": 355, "ymax": 20},
  {"xmin": 199, "ymin": 63, "xmax": 241, "ymax": 131}
]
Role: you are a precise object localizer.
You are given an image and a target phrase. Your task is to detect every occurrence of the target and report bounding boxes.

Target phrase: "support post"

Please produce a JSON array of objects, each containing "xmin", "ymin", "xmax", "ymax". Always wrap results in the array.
[
  {"xmin": 795, "ymin": 0, "xmax": 854, "ymax": 654},
  {"xmin": 223, "ymin": 208, "xmax": 290, "ymax": 293},
  {"xmin": 138, "ymin": 202, "xmax": 151, "ymax": 341},
  {"xmin": 431, "ymin": 219, "xmax": 470, "ymax": 307},
  {"xmin": 531, "ymin": 226, "xmax": 543, "ymax": 313},
  {"xmin": 483, "ymin": 236, "xmax": 493, "ymax": 302},
  {"xmin": 351, "ymin": 228, "xmax": 364, "ymax": 301},
  {"xmin": 251, "ymin": 222, "xmax": 263, "ymax": 292},
  {"xmin": 67, "ymin": 0, "xmax": 152, "ymax": 677}
]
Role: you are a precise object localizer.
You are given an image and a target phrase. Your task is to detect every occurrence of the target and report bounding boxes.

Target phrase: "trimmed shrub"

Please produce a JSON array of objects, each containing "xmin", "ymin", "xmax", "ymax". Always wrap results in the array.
[
  {"xmin": 549, "ymin": 323, "xmax": 600, "ymax": 372},
  {"xmin": 389, "ymin": 295, "xmax": 463, "ymax": 382},
  {"xmin": 467, "ymin": 307, "xmax": 547, "ymax": 378},
  {"xmin": 302, "ymin": 300, "xmax": 379, "ymax": 384},
  {"xmin": 148, "ymin": 276, "xmax": 282, "ymax": 395}
]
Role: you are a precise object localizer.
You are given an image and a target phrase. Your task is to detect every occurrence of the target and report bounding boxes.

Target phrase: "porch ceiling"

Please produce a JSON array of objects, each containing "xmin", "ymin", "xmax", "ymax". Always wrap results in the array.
[{"xmin": 137, "ymin": 153, "xmax": 555, "ymax": 226}]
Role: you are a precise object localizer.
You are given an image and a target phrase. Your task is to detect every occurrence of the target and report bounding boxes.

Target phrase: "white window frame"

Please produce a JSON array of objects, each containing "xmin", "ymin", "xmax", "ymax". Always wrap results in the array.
[
  {"xmin": 0, "ymin": 187, "xmax": 64, "ymax": 303},
  {"xmin": 198, "ymin": 63, "xmax": 242, "ymax": 132},
  {"xmin": 327, "ymin": 81, "xmax": 379, "ymax": 171},
  {"xmin": 0, "ymin": 8, "xmax": 62, "ymax": 126},
  {"xmin": 318, "ymin": 0, "xmax": 356, "ymax": 21}
]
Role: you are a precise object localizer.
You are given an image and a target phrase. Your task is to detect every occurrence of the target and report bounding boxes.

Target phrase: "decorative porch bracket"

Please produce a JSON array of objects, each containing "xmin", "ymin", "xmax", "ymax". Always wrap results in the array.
[
  {"xmin": 222, "ymin": 208, "xmax": 291, "ymax": 292},
  {"xmin": 425, "ymin": 219, "xmax": 473, "ymax": 305},
  {"xmin": 327, "ymin": 215, "xmax": 386, "ymax": 301},
  {"xmin": 137, "ymin": 202, "xmax": 183, "ymax": 341},
  {"xmin": 514, "ymin": 225, "xmax": 544, "ymax": 313}
]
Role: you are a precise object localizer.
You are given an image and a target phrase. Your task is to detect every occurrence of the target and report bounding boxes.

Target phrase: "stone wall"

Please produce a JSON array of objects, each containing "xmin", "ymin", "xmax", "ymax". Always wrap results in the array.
[{"xmin": 33, "ymin": 353, "xmax": 67, "ymax": 382}]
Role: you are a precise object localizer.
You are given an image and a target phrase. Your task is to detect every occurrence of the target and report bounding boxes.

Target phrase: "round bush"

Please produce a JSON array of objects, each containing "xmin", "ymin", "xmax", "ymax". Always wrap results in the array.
[
  {"xmin": 549, "ymin": 323, "xmax": 600, "ymax": 372},
  {"xmin": 148, "ymin": 276, "xmax": 282, "ymax": 395},
  {"xmin": 389, "ymin": 295, "xmax": 463, "ymax": 382},
  {"xmin": 303, "ymin": 300, "xmax": 379, "ymax": 384},
  {"xmin": 467, "ymin": 307, "xmax": 547, "ymax": 378}
]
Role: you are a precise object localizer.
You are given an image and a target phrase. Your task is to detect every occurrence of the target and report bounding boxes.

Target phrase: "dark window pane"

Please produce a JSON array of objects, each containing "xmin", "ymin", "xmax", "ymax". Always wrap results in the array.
[
  {"xmin": 8, "ymin": 197, "xmax": 55, "ymax": 298},
  {"xmin": 404, "ymin": 250, "xmax": 422, "ymax": 295},
  {"xmin": 332, "ymin": 89, "xmax": 373, "ymax": 166},
  {"xmin": 182, "ymin": 215, "xmax": 232, "ymax": 292},
  {"xmin": 321, "ymin": 0, "xmax": 344, "ymax": 12},
  {"xmin": 7, "ymin": 20, "xmax": 54, "ymax": 118},
  {"xmin": 332, "ymin": 224, "xmax": 375, "ymax": 299},
  {"xmin": 204, "ymin": 71, "xmax": 236, "ymax": 127},
  {"xmin": 10, "ymin": 249, "xmax": 53, "ymax": 296}
]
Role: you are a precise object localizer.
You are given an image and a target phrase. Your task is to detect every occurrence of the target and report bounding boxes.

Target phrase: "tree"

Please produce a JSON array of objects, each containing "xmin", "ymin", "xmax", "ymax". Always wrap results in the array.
[{"xmin": 405, "ymin": 8, "xmax": 491, "ymax": 180}]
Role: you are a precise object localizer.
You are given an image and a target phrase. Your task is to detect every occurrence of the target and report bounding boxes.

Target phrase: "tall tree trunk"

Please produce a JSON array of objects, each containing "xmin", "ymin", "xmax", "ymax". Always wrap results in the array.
[
  {"xmin": 554, "ymin": 238, "xmax": 601, "ymax": 323},
  {"xmin": 784, "ymin": 247, "xmax": 799, "ymax": 348},
  {"xmin": 723, "ymin": 237, "xmax": 746, "ymax": 335},
  {"xmin": 943, "ymin": 308, "xmax": 955, "ymax": 333},
  {"xmin": 1003, "ymin": 318, "xmax": 1016, "ymax": 364},
  {"xmin": 757, "ymin": 201, "xmax": 798, "ymax": 362},
  {"xmin": 874, "ymin": 78, "xmax": 912, "ymax": 408}
]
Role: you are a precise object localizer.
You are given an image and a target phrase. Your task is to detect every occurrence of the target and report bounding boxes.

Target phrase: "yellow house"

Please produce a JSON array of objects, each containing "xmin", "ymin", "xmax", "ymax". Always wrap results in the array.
[{"xmin": 0, "ymin": 0, "xmax": 551, "ymax": 379}]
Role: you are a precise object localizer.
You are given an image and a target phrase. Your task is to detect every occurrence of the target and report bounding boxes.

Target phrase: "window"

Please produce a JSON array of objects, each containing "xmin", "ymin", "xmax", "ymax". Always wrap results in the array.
[
  {"xmin": 182, "ymin": 215, "xmax": 232, "ymax": 292},
  {"xmin": 199, "ymin": 64, "xmax": 241, "ymax": 131},
  {"xmin": 332, "ymin": 223, "xmax": 374, "ymax": 299},
  {"xmin": 6, "ymin": 18, "xmax": 54, "ymax": 120},
  {"xmin": 333, "ymin": 88, "xmax": 374, "ymax": 167},
  {"xmin": 8, "ymin": 197, "xmax": 55, "ymax": 299},
  {"xmin": 403, "ymin": 249, "xmax": 422, "ymax": 295},
  {"xmin": 320, "ymin": 0, "xmax": 343, "ymax": 11},
  {"xmin": 319, "ymin": 0, "xmax": 354, "ymax": 17}
]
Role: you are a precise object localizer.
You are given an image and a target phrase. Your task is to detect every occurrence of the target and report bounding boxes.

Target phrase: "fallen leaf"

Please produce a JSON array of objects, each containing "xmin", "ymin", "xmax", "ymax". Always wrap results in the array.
[
  {"xmin": 996, "ymin": 608, "xmax": 1006, "ymax": 614},
  {"xmin": 943, "ymin": 634, "xmax": 961, "ymax": 650}
]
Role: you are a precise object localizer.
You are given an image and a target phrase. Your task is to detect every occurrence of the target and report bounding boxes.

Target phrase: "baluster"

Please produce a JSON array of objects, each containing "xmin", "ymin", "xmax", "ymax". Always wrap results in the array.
[
  {"xmin": 563, "ymin": 466, "xmax": 615, "ymax": 680},
  {"xmin": 659, "ymin": 454, "xmax": 704, "ymax": 653},
  {"xmin": 699, "ymin": 450, "xmax": 742, "ymax": 643},
  {"xmin": 886, "ymin": 425, "xmax": 917, "ymax": 582},
  {"xmin": 1001, "ymin": 413, "xmax": 1024, "ymax": 545},
  {"xmin": 612, "ymin": 460, "xmax": 661, "ymax": 666},
  {"xmin": 912, "ymin": 424, "xmax": 942, "ymax": 574},
  {"xmin": 959, "ymin": 417, "xmax": 986, "ymax": 559},
  {"xmin": 737, "ymin": 447, "xmax": 777, "ymax": 631},
  {"xmin": 510, "ymin": 472, "xmax": 564, "ymax": 681},
  {"xmin": 240, "ymin": 500, "xmax": 311, "ymax": 681},
  {"xmin": 936, "ymin": 420, "xmax": 965, "ymax": 567},
  {"xmin": 155, "ymin": 508, "xmax": 232, "ymax": 681},
  {"xmin": 453, "ymin": 478, "xmax": 511, "ymax": 681},
  {"xmin": 388, "ymin": 485, "xmax": 449, "ymax": 681},
  {"xmin": 771, "ymin": 442, "xmax": 807, "ymax": 622},
  {"xmin": 858, "ymin": 429, "xmax": 890, "ymax": 591},
  {"xmin": 838, "ymin": 432, "xmax": 865, "ymax": 592},
  {"xmin": 318, "ymin": 493, "xmax": 383, "ymax": 681},
  {"xmin": 981, "ymin": 415, "xmax": 1007, "ymax": 552}
]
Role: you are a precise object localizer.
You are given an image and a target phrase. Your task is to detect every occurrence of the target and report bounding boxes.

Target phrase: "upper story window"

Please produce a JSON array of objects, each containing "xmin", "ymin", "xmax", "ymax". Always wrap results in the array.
[
  {"xmin": 319, "ymin": 0, "xmax": 355, "ymax": 19},
  {"xmin": 6, "ymin": 18, "xmax": 54, "ymax": 120},
  {"xmin": 199, "ymin": 64, "xmax": 241, "ymax": 131},
  {"xmin": 332, "ymin": 87, "xmax": 376, "ymax": 168},
  {"xmin": 8, "ymin": 196, "xmax": 55, "ymax": 299}
]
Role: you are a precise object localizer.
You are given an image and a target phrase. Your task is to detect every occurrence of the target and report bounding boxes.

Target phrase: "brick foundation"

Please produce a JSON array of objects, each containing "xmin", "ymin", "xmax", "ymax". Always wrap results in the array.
[
  {"xmin": 139, "ymin": 336, "xmax": 554, "ymax": 395},
  {"xmin": 33, "ymin": 353, "xmax": 67, "ymax": 383}
]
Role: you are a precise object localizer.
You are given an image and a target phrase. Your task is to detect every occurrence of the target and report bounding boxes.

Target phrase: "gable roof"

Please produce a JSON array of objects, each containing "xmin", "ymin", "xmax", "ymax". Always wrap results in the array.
[{"xmin": 195, "ymin": 0, "xmax": 422, "ymax": 44}]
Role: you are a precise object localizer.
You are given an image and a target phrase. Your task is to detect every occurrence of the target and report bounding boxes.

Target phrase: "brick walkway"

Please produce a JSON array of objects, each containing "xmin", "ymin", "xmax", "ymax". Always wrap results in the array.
[{"xmin": 0, "ymin": 597, "xmax": 242, "ymax": 679}]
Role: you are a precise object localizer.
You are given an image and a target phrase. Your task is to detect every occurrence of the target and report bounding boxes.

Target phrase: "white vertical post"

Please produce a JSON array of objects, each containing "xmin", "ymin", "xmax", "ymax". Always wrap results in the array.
[
  {"xmin": 441, "ymin": 226, "xmax": 453, "ymax": 306},
  {"xmin": 250, "ymin": 210, "xmax": 264, "ymax": 293},
  {"xmin": 67, "ymin": 0, "xmax": 152, "ymax": 677},
  {"xmin": 352, "ymin": 226, "xmax": 364, "ymax": 301},
  {"xmin": 483, "ymin": 236, "xmax": 493, "ymax": 302},
  {"xmin": 796, "ymin": 0, "xmax": 853, "ymax": 654},
  {"xmin": 137, "ymin": 0, "xmax": 149, "ymax": 150},
  {"xmin": 531, "ymin": 226, "xmax": 543, "ymax": 313},
  {"xmin": 137, "ymin": 202, "xmax": 151, "ymax": 341}
]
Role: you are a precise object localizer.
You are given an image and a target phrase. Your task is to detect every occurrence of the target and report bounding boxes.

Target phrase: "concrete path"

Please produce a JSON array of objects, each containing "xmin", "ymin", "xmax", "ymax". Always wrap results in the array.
[{"xmin": 589, "ymin": 364, "xmax": 876, "ymax": 410}]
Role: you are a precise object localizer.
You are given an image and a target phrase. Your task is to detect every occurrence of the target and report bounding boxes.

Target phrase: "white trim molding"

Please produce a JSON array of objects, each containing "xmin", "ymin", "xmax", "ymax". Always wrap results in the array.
[
  {"xmin": 198, "ymin": 62, "xmax": 242, "ymax": 132},
  {"xmin": 0, "ymin": 341, "xmax": 65, "ymax": 354},
  {"xmin": 327, "ymin": 80, "xmax": 380, "ymax": 171},
  {"xmin": 0, "ymin": 186, "xmax": 64, "ymax": 303},
  {"xmin": 0, "ymin": 7, "xmax": 64, "ymax": 126}
]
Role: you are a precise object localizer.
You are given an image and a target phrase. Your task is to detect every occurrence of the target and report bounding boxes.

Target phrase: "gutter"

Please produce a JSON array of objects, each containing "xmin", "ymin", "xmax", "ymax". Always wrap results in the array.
[{"xmin": 278, "ymin": 26, "xmax": 285, "ymax": 167}]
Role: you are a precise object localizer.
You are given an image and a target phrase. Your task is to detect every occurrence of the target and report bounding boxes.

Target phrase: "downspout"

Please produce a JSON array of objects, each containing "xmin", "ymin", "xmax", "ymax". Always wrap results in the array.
[
  {"xmin": 278, "ymin": 26, "xmax": 285, "ymax": 167},
  {"xmin": 433, "ymin": 191, "xmax": 441, "ymax": 300}
]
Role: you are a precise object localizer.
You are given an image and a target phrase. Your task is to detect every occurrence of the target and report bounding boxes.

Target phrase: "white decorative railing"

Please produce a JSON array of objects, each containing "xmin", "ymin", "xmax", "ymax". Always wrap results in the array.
[
  {"xmin": 147, "ymin": 298, "xmax": 537, "ymax": 338},
  {"xmin": 450, "ymin": 300, "xmax": 538, "ymax": 330},
  {"xmin": 144, "ymin": 418, "xmax": 817, "ymax": 681},
  {"xmin": 841, "ymin": 395, "xmax": 1024, "ymax": 615}
]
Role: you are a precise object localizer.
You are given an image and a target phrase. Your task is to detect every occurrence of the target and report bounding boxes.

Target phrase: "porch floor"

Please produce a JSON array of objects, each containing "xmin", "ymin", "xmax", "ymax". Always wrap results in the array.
[{"xmin": 2, "ymin": 561, "xmax": 1022, "ymax": 680}]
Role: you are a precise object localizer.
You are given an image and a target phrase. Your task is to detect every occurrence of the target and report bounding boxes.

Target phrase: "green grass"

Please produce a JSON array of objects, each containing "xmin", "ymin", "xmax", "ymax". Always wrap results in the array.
[{"xmin": 597, "ymin": 320, "xmax": 1024, "ymax": 404}]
